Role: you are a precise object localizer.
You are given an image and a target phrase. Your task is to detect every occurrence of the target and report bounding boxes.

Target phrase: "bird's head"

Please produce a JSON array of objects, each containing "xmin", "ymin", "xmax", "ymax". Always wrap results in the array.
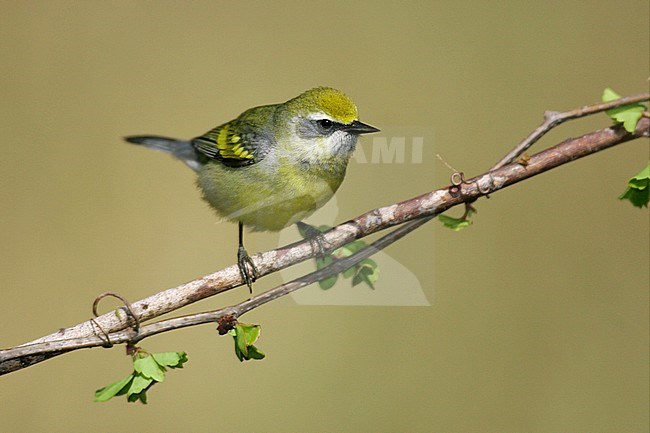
[{"xmin": 281, "ymin": 87, "xmax": 379, "ymax": 164}]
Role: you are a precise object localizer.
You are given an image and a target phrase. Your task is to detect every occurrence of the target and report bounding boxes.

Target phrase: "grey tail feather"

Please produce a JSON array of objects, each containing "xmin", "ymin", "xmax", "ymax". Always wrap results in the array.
[{"xmin": 124, "ymin": 135, "xmax": 202, "ymax": 172}]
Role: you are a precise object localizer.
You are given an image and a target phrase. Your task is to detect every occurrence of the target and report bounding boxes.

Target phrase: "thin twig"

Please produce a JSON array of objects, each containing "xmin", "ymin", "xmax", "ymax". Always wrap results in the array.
[{"xmin": 491, "ymin": 92, "xmax": 649, "ymax": 170}]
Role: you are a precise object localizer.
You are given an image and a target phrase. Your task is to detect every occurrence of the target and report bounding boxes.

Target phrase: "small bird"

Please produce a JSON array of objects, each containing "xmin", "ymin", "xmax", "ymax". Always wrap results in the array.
[{"xmin": 125, "ymin": 87, "xmax": 379, "ymax": 290}]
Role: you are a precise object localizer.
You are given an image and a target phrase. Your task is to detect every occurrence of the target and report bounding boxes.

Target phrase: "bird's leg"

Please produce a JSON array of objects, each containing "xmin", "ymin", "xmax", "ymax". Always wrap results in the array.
[
  {"xmin": 295, "ymin": 221, "xmax": 328, "ymax": 257},
  {"xmin": 237, "ymin": 221, "xmax": 258, "ymax": 293}
]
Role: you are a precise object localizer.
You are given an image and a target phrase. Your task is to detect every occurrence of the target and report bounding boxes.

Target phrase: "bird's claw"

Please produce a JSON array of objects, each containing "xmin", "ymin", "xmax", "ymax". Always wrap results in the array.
[
  {"xmin": 237, "ymin": 245, "xmax": 258, "ymax": 293},
  {"xmin": 295, "ymin": 221, "xmax": 328, "ymax": 257},
  {"xmin": 310, "ymin": 233, "xmax": 327, "ymax": 257}
]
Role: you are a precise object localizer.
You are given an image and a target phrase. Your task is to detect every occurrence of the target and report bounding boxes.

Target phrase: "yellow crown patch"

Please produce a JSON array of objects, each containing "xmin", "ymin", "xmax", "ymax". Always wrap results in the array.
[{"xmin": 290, "ymin": 87, "xmax": 359, "ymax": 124}]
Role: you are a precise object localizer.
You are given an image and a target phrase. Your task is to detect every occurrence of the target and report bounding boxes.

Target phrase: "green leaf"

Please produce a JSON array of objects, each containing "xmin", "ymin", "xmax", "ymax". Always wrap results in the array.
[
  {"xmin": 331, "ymin": 248, "xmax": 351, "ymax": 259},
  {"xmin": 351, "ymin": 273, "xmax": 364, "ymax": 287},
  {"xmin": 247, "ymin": 345, "xmax": 266, "ymax": 360},
  {"xmin": 341, "ymin": 265, "xmax": 356, "ymax": 279},
  {"xmin": 602, "ymin": 88, "xmax": 647, "ymax": 133},
  {"xmin": 316, "ymin": 254, "xmax": 333, "ymax": 270},
  {"xmin": 127, "ymin": 389, "xmax": 148, "ymax": 404},
  {"xmin": 234, "ymin": 325, "xmax": 249, "ymax": 358},
  {"xmin": 128, "ymin": 373, "xmax": 153, "ymax": 395},
  {"xmin": 241, "ymin": 324, "xmax": 261, "ymax": 345},
  {"xmin": 318, "ymin": 275, "xmax": 338, "ymax": 290},
  {"xmin": 438, "ymin": 214, "xmax": 472, "ymax": 231},
  {"xmin": 336, "ymin": 240, "xmax": 366, "ymax": 255},
  {"xmin": 602, "ymin": 87, "xmax": 621, "ymax": 101},
  {"xmin": 316, "ymin": 255, "xmax": 338, "ymax": 289},
  {"xmin": 231, "ymin": 335, "xmax": 244, "ymax": 361},
  {"xmin": 134, "ymin": 355, "xmax": 165, "ymax": 382},
  {"xmin": 619, "ymin": 163, "xmax": 650, "ymax": 208},
  {"xmin": 229, "ymin": 323, "xmax": 265, "ymax": 362},
  {"xmin": 152, "ymin": 351, "xmax": 188, "ymax": 369},
  {"xmin": 94, "ymin": 374, "xmax": 133, "ymax": 402},
  {"xmin": 352, "ymin": 261, "xmax": 379, "ymax": 289},
  {"xmin": 96, "ymin": 349, "xmax": 188, "ymax": 404},
  {"xmin": 359, "ymin": 258, "xmax": 378, "ymax": 270},
  {"xmin": 298, "ymin": 224, "xmax": 381, "ymax": 290}
]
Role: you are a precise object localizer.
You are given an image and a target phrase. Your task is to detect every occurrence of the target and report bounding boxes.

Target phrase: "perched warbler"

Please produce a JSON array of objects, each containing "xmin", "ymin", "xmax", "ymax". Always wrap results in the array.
[{"xmin": 125, "ymin": 87, "xmax": 379, "ymax": 290}]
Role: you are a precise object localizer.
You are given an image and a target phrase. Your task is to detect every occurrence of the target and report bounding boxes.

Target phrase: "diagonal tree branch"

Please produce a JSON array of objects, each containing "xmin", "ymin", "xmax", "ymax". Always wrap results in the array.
[{"xmin": 1, "ymin": 94, "xmax": 648, "ymax": 376}]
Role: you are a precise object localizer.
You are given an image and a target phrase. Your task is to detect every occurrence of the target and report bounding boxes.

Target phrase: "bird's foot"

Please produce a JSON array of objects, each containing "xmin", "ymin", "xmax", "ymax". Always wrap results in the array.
[
  {"xmin": 237, "ymin": 245, "xmax": 258, "ymax": 293},
  {"xmin": 296, "ymin": 221, "xmax": 328, "ymax": 257}
]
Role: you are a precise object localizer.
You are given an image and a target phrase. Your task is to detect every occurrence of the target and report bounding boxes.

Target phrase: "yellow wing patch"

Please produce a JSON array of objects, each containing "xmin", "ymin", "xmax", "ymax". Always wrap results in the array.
[
  {"xmin": 215, "ymin": 125, "xmax": 253, "ymax": 160},
  {"xmin": 194, "ymin": 123, "xmax": 255, "ymax": 164}
]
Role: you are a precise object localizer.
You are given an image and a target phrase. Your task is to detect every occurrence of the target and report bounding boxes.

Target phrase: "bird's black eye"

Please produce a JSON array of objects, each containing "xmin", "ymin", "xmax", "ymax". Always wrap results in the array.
[{"xmin": 317, "ymin": 119, "xmax": 333, "ymax": 130}]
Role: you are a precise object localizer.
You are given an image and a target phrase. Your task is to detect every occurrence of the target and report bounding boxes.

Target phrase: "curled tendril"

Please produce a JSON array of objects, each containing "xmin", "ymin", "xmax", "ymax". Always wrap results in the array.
[
  {"xmin": 476, "ymin": 174, "xmax": 494, "ymax": 195},
  {"xmin": 450, "ymin": 172, "xmax": 465, "ymax": 186},
  {"xmin": 89, "ymin": 317, "xmax": 113, "ymax": 348},
  {"xmin": 450, "ymin": 171, "xmax": 493, "ymax": 197},
  {"xmin": 91, "ymin": 292, "xmax": 140, "ymax": 347}
]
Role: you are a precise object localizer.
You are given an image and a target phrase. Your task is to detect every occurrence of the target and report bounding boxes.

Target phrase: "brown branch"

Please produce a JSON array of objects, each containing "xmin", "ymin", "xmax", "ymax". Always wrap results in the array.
[
  {"xmin": 1, "ymin": 94, "xmax": 648, "ymax": 376},
  {"xmin": 492, "ymin": 92, "xmax": 650, "ymax": 170}
]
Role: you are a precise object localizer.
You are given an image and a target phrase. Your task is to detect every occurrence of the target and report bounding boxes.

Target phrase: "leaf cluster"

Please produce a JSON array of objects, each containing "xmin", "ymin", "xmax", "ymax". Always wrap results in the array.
[
  {"xmin": 297, "ymin": 223, "xmax": 379, "ymax": 290},
  {"xmin": 95, "ymin": 350, "xmax": 187, "ymax": 404},
  {"xmin": 228, "ymin": 323, "xmax": 265, "ymax": 362}
]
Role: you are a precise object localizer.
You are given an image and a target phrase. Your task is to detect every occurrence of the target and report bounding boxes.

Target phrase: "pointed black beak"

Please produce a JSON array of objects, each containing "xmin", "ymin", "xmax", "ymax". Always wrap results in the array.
[{"xmin": 342, "ymin": 120, "xmax": 380, "ymax": 135}]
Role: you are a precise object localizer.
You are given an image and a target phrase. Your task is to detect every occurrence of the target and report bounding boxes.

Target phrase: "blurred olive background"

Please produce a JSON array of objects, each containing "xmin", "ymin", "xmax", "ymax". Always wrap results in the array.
[{"xmin": 1, "ymin": 1, "xmax": 648, "ymax": 432}]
